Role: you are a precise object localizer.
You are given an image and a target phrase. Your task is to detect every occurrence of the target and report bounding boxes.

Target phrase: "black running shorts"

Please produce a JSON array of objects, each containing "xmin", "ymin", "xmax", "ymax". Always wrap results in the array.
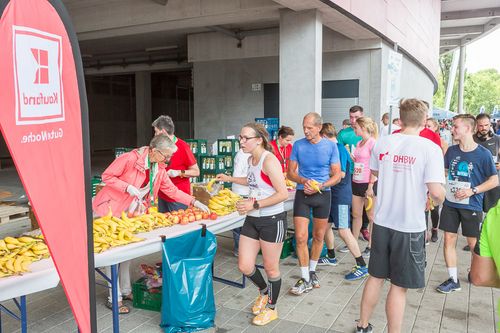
[
  {"xmin": 439, "ymin": 204, "xmax": 482, "ymax": 238},
  {"xmin": 293, "ymin": 190, "xmax": 331, "ymax": 219},
  {"xmin": 241, "ymin": 211, "xmax": 287, "ymax": 243},
  {"xmin": 368, "ymin": 223, "xmax": 426, "ymax": 289}
]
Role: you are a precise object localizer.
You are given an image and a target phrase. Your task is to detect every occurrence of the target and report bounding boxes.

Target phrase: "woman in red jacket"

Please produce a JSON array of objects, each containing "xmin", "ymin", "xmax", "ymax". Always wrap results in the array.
[{"xmin": 270, "ymin": 126, "xmax": 295, "ymax": 174}]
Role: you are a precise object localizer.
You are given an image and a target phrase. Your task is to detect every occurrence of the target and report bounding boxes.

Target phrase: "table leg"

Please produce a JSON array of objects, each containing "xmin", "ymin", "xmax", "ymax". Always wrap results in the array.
[
  {"xmin": 111, "ymin": 264, "xmax": 119, "ymax": 333},
  {"xmin": 20, "ymin": 296, "xmax": 27, "ymax": 333},
  {"xmin": 0, "ymin": 306, "xmax": 2, "ymax": 333}
]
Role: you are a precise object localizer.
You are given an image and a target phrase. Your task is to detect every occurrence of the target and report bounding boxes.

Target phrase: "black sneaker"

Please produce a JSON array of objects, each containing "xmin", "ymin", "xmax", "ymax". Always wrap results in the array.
[
  {"xmin": 431, "ymin": 229, "xmax": 438, "ymax": 242},
  {"xmin": 289, "ymin": 278, "xmax": 312, "ymax": 295},
  {"xmin": 356, "ymin": 323, "xmax": 373, "ymax": 333},
  {"xmin": 310, "ymin": 271, "xmax": 320, "ymax": 288}
]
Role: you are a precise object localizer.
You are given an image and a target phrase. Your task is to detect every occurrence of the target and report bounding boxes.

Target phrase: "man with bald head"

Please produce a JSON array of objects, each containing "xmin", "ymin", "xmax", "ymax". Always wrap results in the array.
[{"xmin": 287, "ymin": 112, "xmax": 342, "ymax": 295}]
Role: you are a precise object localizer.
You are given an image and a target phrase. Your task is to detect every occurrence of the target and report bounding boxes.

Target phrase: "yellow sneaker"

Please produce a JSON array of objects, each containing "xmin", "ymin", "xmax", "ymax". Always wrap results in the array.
[
  {"xmin": 251, "ymin": 294, "xmax": 269, "ymax": 315},
  {"xmin": 253, "ymin": 307, "xmax": 278, "ymax": 326}
]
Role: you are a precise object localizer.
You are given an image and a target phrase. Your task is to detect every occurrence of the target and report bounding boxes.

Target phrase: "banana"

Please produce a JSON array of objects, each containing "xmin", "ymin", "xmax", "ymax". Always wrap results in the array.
[
  {"xmin": 4, "ymin": 237, "xmax": 21, "ymax": 245},
  {"xmin": 365, "ymin": 197, "xmax": 373, "ymax": 211},
  {"xmin": 0, "ymin": 240, "xmax": 7, "ymax": 251},
  {"xmin": 31, "ymin": 243, "xmax": 48, "ymax": 252},
  {"xmin": 206, "ymin": 178, "xmax": 216, "ymax": 192},
  {"xmin": 32, "ymin": 249, "xmax": 49, "ymax": 255},
  {"xmin": 5, "ymin": 259, "xmax": 14, "ymax": 272},
  {"xmin": 21, "ymin": 260, "xmax": 31, "ymax": 272},
  {"xmin": 208, "ymin": 201, "xmax": 225, "ymax": 210},
  {"xmin": 13, "ymin": 256, "xmax": 24, "ymax": 273},
  {"xmin": 18, "ymin": 236, "xmax": 38, "ymax": 244},
  {"xmin": 310, "ymin": 180, "xmax": 322, "ymax": 193}
]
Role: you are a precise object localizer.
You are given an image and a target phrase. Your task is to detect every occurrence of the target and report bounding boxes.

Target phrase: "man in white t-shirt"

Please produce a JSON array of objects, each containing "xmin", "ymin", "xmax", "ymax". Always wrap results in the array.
[{"xmin": 356, "ymin": 99, "xmax": 446, "ymax": 333}]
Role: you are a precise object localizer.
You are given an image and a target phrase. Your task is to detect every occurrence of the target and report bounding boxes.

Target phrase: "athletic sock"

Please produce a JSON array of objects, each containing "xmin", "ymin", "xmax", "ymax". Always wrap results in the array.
[
  {"xmin": 355, "ymin": 256, "xmax": 366, "ymax": 267},
  {"xmin": 245, "ymin": 267, "xmax": 268, "ymax": 294},
  {"xmin": 448, "ymin": 267, "xmax": 458, "ymax": 283},
  {"xmin": 309, "ymin": 260, "xmax": 318, "ymax": 272},
  {"xmin": 267, "ymin": 276, "xmax": 281, "ymax": 310},
  {"xmin": 327, "ymin": 248, "xmax": 336, "ymax": 258},
  {"xmin": 300, "ymin": 266, "xmax": 310, "ymax": 282}
]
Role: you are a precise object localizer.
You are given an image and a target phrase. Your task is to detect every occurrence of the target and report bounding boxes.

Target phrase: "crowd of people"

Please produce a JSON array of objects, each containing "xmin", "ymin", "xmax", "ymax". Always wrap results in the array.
[{"xmin": 92, "ymin": 103, "xmax": 499, "ymax": 330}]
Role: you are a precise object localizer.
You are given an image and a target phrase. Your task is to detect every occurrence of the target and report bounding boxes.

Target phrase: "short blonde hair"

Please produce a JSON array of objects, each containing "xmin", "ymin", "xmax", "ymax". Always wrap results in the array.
[{"xmin": 399, "ymin": 99, "xmax": 427, "ymax": 127}]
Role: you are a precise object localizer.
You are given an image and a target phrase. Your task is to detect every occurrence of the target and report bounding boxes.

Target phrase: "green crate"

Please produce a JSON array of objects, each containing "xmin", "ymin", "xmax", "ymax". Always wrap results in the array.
[
  {"xmin": 186, "ymin": 139, "xmax": 208, "ymax": 156},
  {"xmin": 132, "ymin": 278, "xmax": 162, "ymax": 312},
  {"xmin": 91, "ymin": 176, "xmax": 102, "ymax": 197},
  {"xmin": 280, "ymin": 236, "xmax": 294, "ymax": 259},
  {"xmin": 199, "ymin": 170, "xmax": 217, "ymax": 184},
  {"xmin": 217, "ymin": 139, "xmax": 239, "ymax": 155},
  {"xmin": 114, "ymin": 147, "xmax": 133, "ymax": 158},
  {"xmin": 199, "ymin": 155, "xmax": 217, "ymax": 172}
]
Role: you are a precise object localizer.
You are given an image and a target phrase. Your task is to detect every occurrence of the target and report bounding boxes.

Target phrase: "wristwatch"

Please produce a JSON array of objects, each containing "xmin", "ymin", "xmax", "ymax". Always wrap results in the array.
[
  {"xmin": 180, "ymin": 170, "xmax": 186, "ymax": 178},
  {"xmin": 471, "ymin": 187, "xmax": 478, "ymax": 195},
  {"xmin": 253, "ymin": 200, "xmax": 260, "ymax": 210}
]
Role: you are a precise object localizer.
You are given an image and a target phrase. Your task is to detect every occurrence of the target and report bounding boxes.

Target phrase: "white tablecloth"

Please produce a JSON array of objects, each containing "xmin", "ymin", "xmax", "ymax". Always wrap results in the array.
[{"xmin": 0, "ymin": 191, "xmax": 296, "ymax": 301}]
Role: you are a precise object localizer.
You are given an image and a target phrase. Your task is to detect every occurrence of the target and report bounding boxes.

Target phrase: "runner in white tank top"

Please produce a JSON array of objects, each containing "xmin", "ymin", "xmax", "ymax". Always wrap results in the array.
[
  {"xmin": 247, "ymin": 151, "xmax": 284, "ymax": 217},
  {"xmin": 216, "ymin": 123, "xmax": 288, "ymax": 326}
]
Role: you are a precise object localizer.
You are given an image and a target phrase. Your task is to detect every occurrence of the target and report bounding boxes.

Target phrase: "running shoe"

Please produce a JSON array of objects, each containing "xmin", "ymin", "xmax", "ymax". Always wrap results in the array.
[
  {"xmin": 289, "ymin": 278, "xmax": 312, "ymax": 295},
  {"xmin": 338, "ymin": 245, "xmax": 350, "ymax": 253},
  {"xmin": 251, "ymin": 294, "xmax": 268, "ymax": 315},
  {"xmin": 361, "ymin": 228, "xmax": 370, "ymax": 241},
  {"xmin": 362, "ymin": 247, "xmax": 371, "ymax": 259},
  {"xmin": 345, "ymin": 265, "xmax": 368, "ymax": 281},
  {"xmin": 253, "ymin": 307, "xmax": 278, "ymax": 326},
  {"xmin": 318, "ymin": 256, "xmax": 338, "ymax": 266},
  {"xmin": 310, "ymin": 271, "xmax": 320, "ymax": 288},
  {"xmin": 436, "ymin": 278, "xmax": 461, "ymax": 294},
  {"xmin": 431, "ymin": 229, "xmax": 438, "ymax": 242},
  {"xmin": 356, "ymin": 323, "xmax": 373, "ymax": 333}
]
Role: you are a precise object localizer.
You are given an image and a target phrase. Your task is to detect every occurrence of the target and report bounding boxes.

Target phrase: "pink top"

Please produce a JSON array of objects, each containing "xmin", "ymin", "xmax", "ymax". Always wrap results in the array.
[
  {"xmin": 352, "ymin": 137, "xmax": 376, "ymax": 184},
  {"xmin": 92, "ymin": 147, "xmax": 194, "ymax": 217}
]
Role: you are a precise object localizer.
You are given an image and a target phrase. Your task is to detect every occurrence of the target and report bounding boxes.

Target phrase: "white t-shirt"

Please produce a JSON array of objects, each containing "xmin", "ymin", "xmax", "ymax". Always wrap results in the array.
[
  {"xmin": 232, "ymin": 150, "xmax": 251, "ymax": 196},
  {"xmin": 380, "ymin": 124, "xmax": 401, "ymax": 136},
  {"xmin": 370, "ymin": 133, "xmax": 445, "ymax": 233}
]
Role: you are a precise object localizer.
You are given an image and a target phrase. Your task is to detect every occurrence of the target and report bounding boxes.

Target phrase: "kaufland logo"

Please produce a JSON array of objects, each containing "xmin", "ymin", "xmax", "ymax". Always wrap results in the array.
[{"xmin": 13, "ymin": 26, "xmax": 64, "ymax": 125}]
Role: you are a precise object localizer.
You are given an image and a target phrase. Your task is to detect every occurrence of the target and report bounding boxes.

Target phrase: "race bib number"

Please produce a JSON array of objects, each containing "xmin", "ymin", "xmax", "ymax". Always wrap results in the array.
[
  {"xmin": 446, "ymin": 180, "xmax": 471, "ymax": 205},
  {"xmin": 353, "ymin": 162, "xmax": 364, "ymax": 182}
]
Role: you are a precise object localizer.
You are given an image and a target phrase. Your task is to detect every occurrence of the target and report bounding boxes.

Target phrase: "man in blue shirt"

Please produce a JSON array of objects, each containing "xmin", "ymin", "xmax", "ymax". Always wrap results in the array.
[
  {"xmin": 437, "ymin": 114, "xmax": 498, "ymax": 294},
  {"xmin": 287, "ymin": 113, "xmax": 341, "ymax": 295}
]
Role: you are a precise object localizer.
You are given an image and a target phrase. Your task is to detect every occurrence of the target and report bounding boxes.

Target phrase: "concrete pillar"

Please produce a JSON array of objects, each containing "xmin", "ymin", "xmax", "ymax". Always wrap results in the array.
[
  {"xmin": 135, "ymin": 72, "xmax": 152, "ymax": 146},
  {"xmin": 279, "ymin": 9, "xmax": 322, "ymax": 135},
  {"xmin": 458, "ymin": 45, "xmax": 466, "ymax": 114}
]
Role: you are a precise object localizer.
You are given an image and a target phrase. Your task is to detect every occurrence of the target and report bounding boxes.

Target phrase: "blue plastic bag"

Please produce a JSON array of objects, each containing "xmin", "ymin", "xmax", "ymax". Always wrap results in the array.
[{"xmin": 160, "ymin": 227, "xmax": 217, "ymax": 333}]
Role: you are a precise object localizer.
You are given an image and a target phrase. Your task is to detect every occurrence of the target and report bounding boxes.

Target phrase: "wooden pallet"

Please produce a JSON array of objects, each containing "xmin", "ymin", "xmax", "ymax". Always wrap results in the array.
[{"xmin": 0, "ymin": 205, "xmax": 29, "ymax": 224}]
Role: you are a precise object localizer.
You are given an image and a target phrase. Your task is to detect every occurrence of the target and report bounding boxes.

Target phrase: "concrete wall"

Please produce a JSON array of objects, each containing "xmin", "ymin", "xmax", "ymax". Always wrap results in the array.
[
  {"xmin": 193, "ymin": 48, "xmax": 383, "ymax": 143},
  {"xmin": 329, "ymin": 0, "xmax": 441, "ymax": 77}
]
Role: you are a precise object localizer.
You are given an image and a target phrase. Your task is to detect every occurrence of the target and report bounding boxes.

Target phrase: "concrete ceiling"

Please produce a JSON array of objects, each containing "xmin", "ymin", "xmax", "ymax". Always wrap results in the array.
[{"xmin": 440, "ymin": 0, "xmax": 500, "ymax": 54}]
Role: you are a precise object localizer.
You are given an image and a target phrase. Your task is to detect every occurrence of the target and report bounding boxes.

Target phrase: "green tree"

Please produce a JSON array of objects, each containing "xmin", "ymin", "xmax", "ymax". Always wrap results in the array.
[{"xmin": 463, "ymin": 69, "xmax": 500, "ymax": 114}]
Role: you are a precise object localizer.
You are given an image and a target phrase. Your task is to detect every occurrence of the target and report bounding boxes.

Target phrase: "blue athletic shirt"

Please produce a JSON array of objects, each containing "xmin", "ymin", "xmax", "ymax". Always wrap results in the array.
[
  {"xmin": 290, "ymin": 138, "xmax": 340, "ymax": 191},
  {"xmin": 331, "ymin": 143, "xmax": 353, "ymax": 204},
  {"xmin": 444, "ymin": 144, "xmax": 497, "ymax": 211}
]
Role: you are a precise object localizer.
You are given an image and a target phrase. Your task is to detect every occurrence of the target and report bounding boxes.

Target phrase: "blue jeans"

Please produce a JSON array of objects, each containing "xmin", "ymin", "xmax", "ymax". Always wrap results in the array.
[{"xmin": 158, "ymin": 198, "xmax": 188, "ymax": 213}]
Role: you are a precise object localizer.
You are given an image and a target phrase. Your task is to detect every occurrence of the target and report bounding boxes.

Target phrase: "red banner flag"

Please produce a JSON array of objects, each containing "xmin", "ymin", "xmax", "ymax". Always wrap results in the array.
[{"xmin": 0, "ymin": 0, "xmax": 95, "ymax": 332}]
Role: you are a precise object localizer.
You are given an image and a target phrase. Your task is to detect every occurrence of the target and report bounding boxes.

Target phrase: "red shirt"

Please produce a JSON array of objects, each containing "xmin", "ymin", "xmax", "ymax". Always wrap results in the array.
[
  {"xmin": 393, "ymin": 128, "xmax": 441, "ymax": 147},
  {"xmin": 159, "ymin": 138, "xmax": 197, "ymax": 202},
  {"xmin": 270, "ymin": 140, "xmax": 293, "ymax": 173}
]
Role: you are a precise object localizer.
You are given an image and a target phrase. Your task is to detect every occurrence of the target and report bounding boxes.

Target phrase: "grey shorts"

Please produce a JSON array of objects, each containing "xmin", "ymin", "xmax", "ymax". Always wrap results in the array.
[{"xmin": 368, "ymin": 223, "xmax": 426, "ymax": 289}]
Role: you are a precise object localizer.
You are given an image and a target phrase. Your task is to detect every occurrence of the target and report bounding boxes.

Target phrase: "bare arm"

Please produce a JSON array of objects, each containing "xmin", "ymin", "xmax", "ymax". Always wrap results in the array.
[
  {"xmin": 287, "ymin": 160, "xmax": 303, "ymax": 184},
  {"xmin": 216, "ymin": 174, "xmax": 248, "ymax": 186},
  {"xmin": 184, "ymin": 163, "xmax": 200, "ymax": 177},
  {"xmin": 426, "ymin": 182, "xmax": 446, "ymax": 205},
  {"xmin": 470, "ymin": 253, "xmax": 500, "ymax": 288}
]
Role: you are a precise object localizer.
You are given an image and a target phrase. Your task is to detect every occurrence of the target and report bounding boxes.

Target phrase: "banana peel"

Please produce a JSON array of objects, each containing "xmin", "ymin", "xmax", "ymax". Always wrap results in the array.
[{"xmin": 310, "ymin": 180, "xmax": 322, "ymax": 193}]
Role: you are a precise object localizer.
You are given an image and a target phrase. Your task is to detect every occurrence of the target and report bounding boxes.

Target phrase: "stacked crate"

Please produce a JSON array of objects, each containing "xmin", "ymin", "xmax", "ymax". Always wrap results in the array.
[
  {"xmin": 186, "ymin": 139, "xmax": 208, "ymax": 184},
  {"xmin": 216, "ymin": 139, "xmax": 239, "ymax": 188}
]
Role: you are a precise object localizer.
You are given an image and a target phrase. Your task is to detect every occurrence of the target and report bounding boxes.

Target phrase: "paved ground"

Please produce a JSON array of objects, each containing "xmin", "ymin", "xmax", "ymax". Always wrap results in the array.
[
  {"xmin": 0, "ymin": 158, "xmax": 498, "ymax": 332},
  {"xmin": 1, "ymin": 228, "xmax": 498, "ymax": 333}
]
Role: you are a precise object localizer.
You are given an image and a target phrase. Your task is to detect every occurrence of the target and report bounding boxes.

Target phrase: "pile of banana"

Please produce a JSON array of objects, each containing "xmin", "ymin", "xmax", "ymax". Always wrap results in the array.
[
  {"xmin": 93, "ymin": 210, "xmax": 179, "ymax": 253},
  {"xmin": 208, "ymin": 189, "xmax": 241, "ymax": 216},
  {"xmin": 0, "ymin": 236, "xmax": 49, "ymax": 278}
]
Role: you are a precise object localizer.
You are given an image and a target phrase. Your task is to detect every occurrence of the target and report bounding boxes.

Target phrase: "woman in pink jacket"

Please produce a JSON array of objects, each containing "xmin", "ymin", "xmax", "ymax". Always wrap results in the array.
[{"xmin": 93, "ymin": 134, "xmax": 209, "ymax": 313}]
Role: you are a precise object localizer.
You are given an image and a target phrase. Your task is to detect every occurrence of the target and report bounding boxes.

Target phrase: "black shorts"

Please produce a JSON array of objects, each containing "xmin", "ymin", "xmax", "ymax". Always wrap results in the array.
[
  {"xmin": 439, "ymin": 205, "xmax": 482, "ymax": 238},
  {"xmin": 241, "ymin": 211, "xmax": 287, "ymax": 243},
  {"xmin": 293, "ymin": 190, "xmax": 331, "ymax": 219},
  {"xmin": 369, "ymin": 224, "xmax": 426, "ymax": 289},
  {"xmin": 352, "ymin": 181, "xmax": 378, "ymax": 197}
]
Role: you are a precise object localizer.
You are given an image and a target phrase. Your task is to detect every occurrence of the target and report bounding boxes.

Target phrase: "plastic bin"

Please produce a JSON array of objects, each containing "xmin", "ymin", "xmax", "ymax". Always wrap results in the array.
[
  {"xmin": 217, "ymin": 139, "xmax": 239, "ymax": 155},
  {"xmin": 132, "ymin": 277, "xmax": 162, "ymax": 312},
  {"xmin": 185, "ymin": 139, "xmax": 208, "ymax": 156},
  {"xmin": 91, "ymin": 176, "xmax": 102, "ymax": 197}
]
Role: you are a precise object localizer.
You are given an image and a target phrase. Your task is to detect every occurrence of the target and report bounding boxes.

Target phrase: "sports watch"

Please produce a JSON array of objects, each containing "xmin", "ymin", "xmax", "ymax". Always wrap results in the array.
[
  {"xmin": 253, "ymin": 200, "xmax": 260, "ymax": 210},
  {"xmin": 180, "ymin": 170, "xmax": 186, "ymax": 178},
  {"xmin": 471, "ymin": 187, "xmax": 478, "ymax": 195}
]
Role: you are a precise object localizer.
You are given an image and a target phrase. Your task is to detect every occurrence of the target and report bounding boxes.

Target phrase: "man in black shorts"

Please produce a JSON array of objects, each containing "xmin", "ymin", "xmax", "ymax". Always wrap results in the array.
[
  {"xmin": 287, "ymin": 113, "xmax": 341, "ymax": 295},
  {"xmin": 436, "ymin": 114, "xmax": 498, "ymax": 294},
  {"xmin": 357, "ymin": 99, "xmax": 445, "ymax": 333}
]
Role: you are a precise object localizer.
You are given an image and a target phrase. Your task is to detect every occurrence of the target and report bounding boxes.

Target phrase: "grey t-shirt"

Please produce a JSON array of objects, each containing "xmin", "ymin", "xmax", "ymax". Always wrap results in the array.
[{"xmin": 474, "ymin": 133, "xmax": 500, "ymax": 178}]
